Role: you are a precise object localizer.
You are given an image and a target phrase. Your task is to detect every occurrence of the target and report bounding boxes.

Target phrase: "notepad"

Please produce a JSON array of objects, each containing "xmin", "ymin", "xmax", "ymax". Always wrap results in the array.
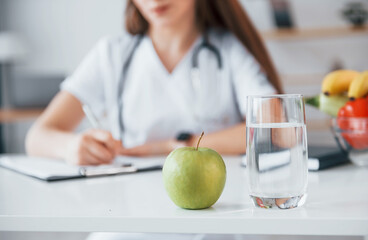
[
  {"xmin": 307, "ymin": 146, "xmax": 349, "ymax": 170},
  {"xmin": 0, "ymin": 155, "xmax": 164, "ymax": 181},
  {"xmin": 241, "ymin": 146, "xmax": 349, "ymax": 171}
]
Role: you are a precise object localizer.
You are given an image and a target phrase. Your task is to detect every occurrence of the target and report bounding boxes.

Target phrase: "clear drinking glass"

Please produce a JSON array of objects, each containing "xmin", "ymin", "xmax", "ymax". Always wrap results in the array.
[{"xmin": 246, "ymin": 94, "xmax": 308, "ymax": 209}]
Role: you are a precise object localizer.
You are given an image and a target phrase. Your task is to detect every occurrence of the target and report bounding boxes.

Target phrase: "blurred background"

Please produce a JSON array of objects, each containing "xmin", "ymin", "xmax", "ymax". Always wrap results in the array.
[
  {"xmin": 0, "ymin": 0, "xmax": 367, "ymax": 154},
  {"xmin": 0, "ymin": 1, "xmax": 367, "ymax": 240}
]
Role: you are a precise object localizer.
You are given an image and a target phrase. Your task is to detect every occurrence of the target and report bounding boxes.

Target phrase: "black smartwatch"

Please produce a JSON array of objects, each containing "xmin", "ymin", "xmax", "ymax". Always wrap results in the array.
[{"xmin": 176, "ymin": 132, "xmax": 193, "ymax": 144}]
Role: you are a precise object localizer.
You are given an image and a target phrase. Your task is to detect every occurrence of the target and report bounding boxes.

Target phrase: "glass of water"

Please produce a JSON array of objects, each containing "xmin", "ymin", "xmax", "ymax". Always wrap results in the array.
[{"xmin": 246, "ymin": 94, "xmax": 308, "ymax": 209}]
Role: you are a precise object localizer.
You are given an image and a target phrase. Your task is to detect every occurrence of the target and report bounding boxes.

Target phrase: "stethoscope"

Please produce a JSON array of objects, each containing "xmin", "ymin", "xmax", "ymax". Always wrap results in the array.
[{"xmin": 117, "ymin": 32, "xmax": 223, "ymax": 140}]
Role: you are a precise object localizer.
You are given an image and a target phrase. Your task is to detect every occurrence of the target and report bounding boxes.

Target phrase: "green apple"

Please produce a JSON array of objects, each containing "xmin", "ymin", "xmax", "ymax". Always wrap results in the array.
[{"xmin": 163, "ymin": 132, "xmax": 226, "ymax": 210}]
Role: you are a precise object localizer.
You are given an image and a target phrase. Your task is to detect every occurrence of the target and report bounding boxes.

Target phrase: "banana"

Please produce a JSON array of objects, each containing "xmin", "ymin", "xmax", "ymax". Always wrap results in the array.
[
  {"xmin": 348, "ymin": 71, "xmax": 368, "ymax": 100},
  {"xmin": 321, "ymin": 70, "xmax": 360, "ymax": 95}
]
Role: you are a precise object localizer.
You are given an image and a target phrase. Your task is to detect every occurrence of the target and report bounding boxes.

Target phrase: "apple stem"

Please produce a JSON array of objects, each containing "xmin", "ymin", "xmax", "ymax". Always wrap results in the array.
[{"xmin": 196, "ymin": 132, "xmax": 204, "ymax": 151}]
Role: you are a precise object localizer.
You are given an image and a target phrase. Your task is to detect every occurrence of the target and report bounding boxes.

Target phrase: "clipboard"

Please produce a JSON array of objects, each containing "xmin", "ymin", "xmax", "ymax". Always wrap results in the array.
[{"xmin": 0, "ymin": 154, "xmax": 164, "ymax": 182}]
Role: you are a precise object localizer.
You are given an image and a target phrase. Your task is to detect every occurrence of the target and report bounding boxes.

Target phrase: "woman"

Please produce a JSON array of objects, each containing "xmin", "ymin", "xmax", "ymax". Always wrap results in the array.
[{"xmin": 26, "ymin": 0, "xmax": 282, "ymax": 166}]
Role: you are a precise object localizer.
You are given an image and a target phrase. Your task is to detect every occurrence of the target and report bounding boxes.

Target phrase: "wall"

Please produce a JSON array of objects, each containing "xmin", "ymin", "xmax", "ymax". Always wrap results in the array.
[
  {"xmin": 4, "ymin": 0, "xmax": 367, "ymax": 75},
  {"xmin": 2, "ymin": 0, "xmax": 124, "ymax": 74}
]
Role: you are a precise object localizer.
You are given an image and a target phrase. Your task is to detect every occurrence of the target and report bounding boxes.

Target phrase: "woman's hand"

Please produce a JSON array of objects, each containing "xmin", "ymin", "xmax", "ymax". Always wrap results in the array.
[{"xmin": 66, "ymin": 129, "xmax": 121, "ymax": 165}]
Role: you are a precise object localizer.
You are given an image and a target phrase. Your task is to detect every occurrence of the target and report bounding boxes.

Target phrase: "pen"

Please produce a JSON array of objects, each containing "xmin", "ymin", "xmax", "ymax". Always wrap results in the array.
[
  {"xmin": 82, "ymin": 104, "xmax": 102, "ymax": 129},
  {"xmin": 82, "ymin": 104, "xmax": 124, "ymax": 150}
]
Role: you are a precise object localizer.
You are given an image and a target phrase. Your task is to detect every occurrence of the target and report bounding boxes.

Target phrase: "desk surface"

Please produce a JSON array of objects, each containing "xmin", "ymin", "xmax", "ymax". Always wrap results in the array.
[{"xmin": 0, "ymin": 157, "xmax": 367, "ymax": 235}]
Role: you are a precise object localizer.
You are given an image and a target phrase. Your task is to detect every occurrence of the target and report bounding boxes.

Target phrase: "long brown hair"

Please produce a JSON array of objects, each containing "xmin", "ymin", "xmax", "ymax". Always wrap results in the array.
[{"xmin": 125, "ymin": 0, "xmax": 283, "ymax": 93}]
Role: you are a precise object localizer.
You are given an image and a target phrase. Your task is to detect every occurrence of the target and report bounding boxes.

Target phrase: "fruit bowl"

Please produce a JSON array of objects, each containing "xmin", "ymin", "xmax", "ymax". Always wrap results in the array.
[{"xmin": 331, "ymin": 117, "xmax": 368, "ymax": 166}]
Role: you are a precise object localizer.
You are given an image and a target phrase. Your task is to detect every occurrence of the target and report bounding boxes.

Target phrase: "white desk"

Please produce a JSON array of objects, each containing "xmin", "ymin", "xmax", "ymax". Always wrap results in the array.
[{"xmin": 0, "ymin": 157, "xmax": 367, "ymax": 236}]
